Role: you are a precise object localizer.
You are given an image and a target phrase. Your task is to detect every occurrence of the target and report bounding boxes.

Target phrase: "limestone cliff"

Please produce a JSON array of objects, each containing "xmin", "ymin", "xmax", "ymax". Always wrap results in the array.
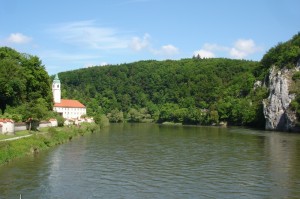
[{"xmin": 263, "ymin": 63, "xmax": 299, "ymax": 131}]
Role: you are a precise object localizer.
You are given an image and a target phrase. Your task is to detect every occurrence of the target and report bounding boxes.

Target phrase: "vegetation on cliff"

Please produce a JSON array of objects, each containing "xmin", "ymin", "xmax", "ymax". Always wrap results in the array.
[
  {"xmin": 261, "ymin": 32, "xmax": 300, "ymax": 70},
  {"xmin": 291, "ymin": 72, "xmax": 300, "ymax": 126}
]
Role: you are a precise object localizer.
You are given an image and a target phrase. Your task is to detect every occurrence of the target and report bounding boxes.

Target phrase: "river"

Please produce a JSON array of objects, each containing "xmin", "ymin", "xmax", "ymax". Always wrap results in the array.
[{"xmin": 0, "ymin": 123, "xmax": 300, "ymax": 198}]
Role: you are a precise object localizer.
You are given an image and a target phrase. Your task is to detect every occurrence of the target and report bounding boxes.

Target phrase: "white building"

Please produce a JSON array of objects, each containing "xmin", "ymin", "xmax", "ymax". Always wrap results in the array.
[
  {"xmin": 49, "ymin": 119, "xmax": 58, "ymax": 127},
  {"xmin": 52, "ymin": 74, "xmax": 87, "ymax": 119},
  {"xmin": 0, "ymin": 119, "xmax": 15, "ymax": 135},
  {"xmin": 52, "ymin": 74, "xmax": 61, "ymax": 103}
]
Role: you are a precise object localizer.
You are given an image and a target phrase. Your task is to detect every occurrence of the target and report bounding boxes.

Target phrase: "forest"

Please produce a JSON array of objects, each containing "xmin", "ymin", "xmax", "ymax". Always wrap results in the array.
[{"xmin": 58, "ymin": 58, "xmax": 267, "ymax": 127}]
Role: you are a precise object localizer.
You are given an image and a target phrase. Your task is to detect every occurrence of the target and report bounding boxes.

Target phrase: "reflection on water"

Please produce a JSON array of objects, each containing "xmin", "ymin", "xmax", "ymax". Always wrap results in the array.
[
  {"xmin": 0, "ymin": 124, "xmax": 300, "ymax": 198},
  {"xmin": 264, "ymin": 132, "xmax": 300, "ymax": 198}
]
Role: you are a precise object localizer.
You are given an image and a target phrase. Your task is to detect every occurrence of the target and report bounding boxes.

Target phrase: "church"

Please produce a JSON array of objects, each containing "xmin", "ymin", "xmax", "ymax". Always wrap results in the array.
[{"xmin": 52, "ymin": 74, "xmax": 87, "ymax": 119}]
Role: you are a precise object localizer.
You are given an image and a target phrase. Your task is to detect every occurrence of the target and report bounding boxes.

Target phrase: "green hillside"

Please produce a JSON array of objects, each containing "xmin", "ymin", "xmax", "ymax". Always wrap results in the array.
[
  {"xmin": 58, "ymin": 33, "xmax": 300, "ymax": 128},
  {"xmin": 59, "ymin": 58, "xmax": 267, "ymax": 127}
]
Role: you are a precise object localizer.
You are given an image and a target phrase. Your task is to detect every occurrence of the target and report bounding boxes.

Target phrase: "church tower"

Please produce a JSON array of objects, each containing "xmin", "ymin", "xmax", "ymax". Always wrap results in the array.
[{"xmin": 52, "ymin": 74, "xmax": 61, "ymax": 103}]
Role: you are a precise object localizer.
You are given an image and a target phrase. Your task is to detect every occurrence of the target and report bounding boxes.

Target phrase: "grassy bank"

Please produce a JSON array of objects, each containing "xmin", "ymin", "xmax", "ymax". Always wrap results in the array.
[
  {"xmin": 0, "ymin": 128, "xmax": 50, "ymax": 141},
  {"xmin": 0, "ymin": 131, "xmax": 30, "ymax": 141},
  {"xmin": 0, "ymin": 123, "xmax": 99, "ymax": 165}
]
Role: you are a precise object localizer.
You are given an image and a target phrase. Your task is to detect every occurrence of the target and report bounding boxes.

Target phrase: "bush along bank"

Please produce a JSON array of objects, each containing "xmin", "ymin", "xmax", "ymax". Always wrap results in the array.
[{"xmin": 0, "ymin": 123, "xmax": 100, "ymax": 165}]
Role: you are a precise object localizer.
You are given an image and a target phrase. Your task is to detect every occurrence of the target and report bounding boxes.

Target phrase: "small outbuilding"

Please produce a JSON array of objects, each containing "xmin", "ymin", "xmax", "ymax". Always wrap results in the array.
[
  {"xmin": 49, "ymin": 118, "xmax": 58, "ymax": 127},
  {"xmin": 0, "ymin": 119, "xmax": 15, "ymax": 135}
]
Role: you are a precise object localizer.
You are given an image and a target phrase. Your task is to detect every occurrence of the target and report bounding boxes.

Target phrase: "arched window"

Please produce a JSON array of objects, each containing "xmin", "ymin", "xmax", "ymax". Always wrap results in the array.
[{"xmin": 57, "ymin": 84, "xmax": 59, "ymax": 88}]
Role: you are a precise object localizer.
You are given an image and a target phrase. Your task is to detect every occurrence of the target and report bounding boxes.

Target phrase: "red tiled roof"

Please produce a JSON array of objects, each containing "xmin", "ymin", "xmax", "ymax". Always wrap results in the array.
[
  {"xmin": 54, "ymin": 99, "xmax": 85, "ymax": 108},
  {"xmin": 0, "ymin": 118, "xmax": 14, "ymax": 123}
]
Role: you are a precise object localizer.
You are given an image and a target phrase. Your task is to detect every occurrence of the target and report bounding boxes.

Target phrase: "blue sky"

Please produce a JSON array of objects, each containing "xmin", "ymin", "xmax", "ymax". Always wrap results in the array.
[{"xmin": 0, "ymin": 0, "xmax": 299, "ymax": 74}]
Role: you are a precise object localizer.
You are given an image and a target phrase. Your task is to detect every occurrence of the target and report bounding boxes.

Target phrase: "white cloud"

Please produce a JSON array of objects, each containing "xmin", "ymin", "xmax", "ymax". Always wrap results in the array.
[
  {"xmin": 51, "ymin": 20, "xmax": 128, "ymax": 50},
  {"xmin": 194, "ymin": 39, "xmax": 262, "ymax": 59},
  {"xmin": 129, "ymin": 33, "xmax": 150, "ymax": 51},
  {"xmin": 50, "ymin": 21, "xmax": 180, "ymax": 59},
  {"xmin": 229, "ymin": 39, "xmax": 261, "ymax": 59},
  {"xmin": 6, "ymin": 33, "xmax": 32, "ymax": 44},
  {"xmin": 84, "ymin": 64, "xmax": 94, "ymax": 68},
  {"xmin": 100, "ymin": 62, "xmax": 109, "ymax": 66},
  {"xmin": 160, "ymin": 45, "xmax": 179, "ymax": 56},
  {"xmin": 193, "ymin": 49, "xmax": 215, "ymax": 58},
  {"xmin": 84, "ymin": 62, "xmax": 108, "ymax": 68},
  {"xmin": 129, "ymin": 33, "xmax": 179, "ymax": 57},
  {"xmin": 152, "ymin": 44, "xmax": 179, "ymax": 56}
]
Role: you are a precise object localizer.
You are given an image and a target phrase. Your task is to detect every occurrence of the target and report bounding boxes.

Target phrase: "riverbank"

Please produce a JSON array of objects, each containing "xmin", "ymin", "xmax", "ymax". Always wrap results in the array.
[
  {"xmin": 0, "ymin": 127, "xmax": 50, "ymax": 141},
  {"xmin": 0, "ymin": 123, "xmax": 99, "ymax": 165}
]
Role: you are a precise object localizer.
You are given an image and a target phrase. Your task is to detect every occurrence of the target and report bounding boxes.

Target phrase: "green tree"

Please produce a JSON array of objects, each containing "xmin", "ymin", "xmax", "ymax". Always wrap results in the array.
[
  {"xmin": 127, "ymin": 108, "xmax": 142, "ymax": 122},
  {"xmin": 94, "ymin": 114, "xmax": 110, "ymax": 128},
  {"xmin": 0, "ymin": 58, "xmax": 26, "ymax": 114},
  {"xmin": 23, "ymin": 98, "xmax": 50, "ymax": 121},
  {"xmin": 107, "ymin": 109, "xmax": 124, "ymax": 123},
  {"xmin": 261, "ymin": 32, "xmax": 300, "ymax": 69},
  {"xmin": 0, "ymin": 47, "xmax": 52, "ymax": 115},
  {"xmin": 209, "ymin": 110, "xmax": 219, "ymax": 124},
  {"xmin": 158, "ymin": 103, "xmax": 180, "ymax": 122}
]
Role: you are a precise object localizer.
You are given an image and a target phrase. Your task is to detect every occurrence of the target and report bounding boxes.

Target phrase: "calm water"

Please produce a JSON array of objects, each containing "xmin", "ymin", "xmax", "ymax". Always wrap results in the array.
[{"xmin": 0, "ymin": 123, "xmax": 300, "ymax": 199}]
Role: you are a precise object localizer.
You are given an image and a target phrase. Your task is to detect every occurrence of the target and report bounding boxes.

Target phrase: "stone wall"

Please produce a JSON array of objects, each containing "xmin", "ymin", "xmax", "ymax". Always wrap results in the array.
[{"xmin": 15, "ymin": 122, "xmax": 27, "ymax": 132}]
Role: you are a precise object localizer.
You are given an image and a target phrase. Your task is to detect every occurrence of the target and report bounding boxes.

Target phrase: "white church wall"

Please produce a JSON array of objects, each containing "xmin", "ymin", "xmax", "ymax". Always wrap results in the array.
[
  {"xmin": 52, "ymin": 74, "xmax": 87, "ymax": 120},
  {"xmin": 54, "ymin": 107, "xmax": 86, "ymax": 119}
]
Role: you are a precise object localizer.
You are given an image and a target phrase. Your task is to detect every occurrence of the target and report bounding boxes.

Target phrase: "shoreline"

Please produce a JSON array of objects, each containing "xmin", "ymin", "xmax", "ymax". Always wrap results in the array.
[{"xmin": 0, "ymin": 123, "xmax": 99, "ymax": 166}]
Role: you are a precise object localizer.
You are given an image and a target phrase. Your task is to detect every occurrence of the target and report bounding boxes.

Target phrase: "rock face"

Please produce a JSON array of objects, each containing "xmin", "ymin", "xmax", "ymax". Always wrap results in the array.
[{"xmin": 263, "ymin": 66, "xmax": 297, "ymax": 131}]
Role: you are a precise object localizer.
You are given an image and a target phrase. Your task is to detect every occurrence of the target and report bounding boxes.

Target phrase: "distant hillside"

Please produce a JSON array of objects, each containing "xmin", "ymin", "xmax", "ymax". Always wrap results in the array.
[{"xmin": 59, "ymin": 58, "xmax": 267, "ymax": 126}]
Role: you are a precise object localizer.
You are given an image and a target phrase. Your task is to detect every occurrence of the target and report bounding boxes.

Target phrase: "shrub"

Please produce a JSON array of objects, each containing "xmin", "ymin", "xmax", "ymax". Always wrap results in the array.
[{"xmin": 292, "ymin": 71, "xmax": 300, "ymax": 81}]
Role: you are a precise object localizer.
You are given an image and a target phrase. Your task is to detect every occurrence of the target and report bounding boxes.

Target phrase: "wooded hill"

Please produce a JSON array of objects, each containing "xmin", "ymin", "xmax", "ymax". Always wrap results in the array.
[
  {"xmin": 58, "ymin": 33, "xmax": 300, "ymax": 127},
  {"xmin": 58, "ymin": 58, "xmax": 268, "ymax": 127}
]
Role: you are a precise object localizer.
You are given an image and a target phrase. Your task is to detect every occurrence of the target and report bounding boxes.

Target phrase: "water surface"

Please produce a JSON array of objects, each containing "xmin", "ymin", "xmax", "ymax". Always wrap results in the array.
[{"xmin": 0, "ymin": 123, "xmax": 300, "ymax": 198}]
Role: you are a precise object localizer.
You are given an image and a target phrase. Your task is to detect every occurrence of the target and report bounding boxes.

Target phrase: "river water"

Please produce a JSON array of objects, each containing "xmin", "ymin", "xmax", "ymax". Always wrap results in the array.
[{"xmin": 0, "ymin": 123, "xmax": 300, "ymax": 199}]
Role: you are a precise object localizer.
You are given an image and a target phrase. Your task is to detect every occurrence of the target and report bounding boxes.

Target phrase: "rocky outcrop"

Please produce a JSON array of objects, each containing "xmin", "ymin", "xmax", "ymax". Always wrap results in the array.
[{"xmin": 263, "ymin": 66, "xmax": 298, "ymax": 131}]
